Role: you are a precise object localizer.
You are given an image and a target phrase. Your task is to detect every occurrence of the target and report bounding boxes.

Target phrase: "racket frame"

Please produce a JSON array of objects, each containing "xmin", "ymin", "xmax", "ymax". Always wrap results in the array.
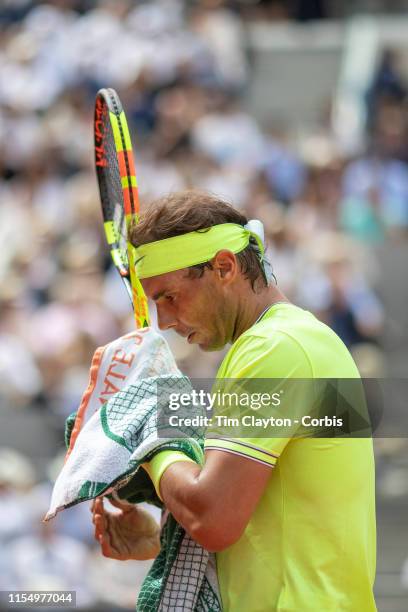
[{"xmin": 94, "ymin": 88, "xmax": 149, "ymax": 328}]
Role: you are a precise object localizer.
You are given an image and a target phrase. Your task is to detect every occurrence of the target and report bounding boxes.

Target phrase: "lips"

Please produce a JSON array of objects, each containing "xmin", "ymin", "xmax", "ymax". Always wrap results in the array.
[{"xmin": 176, "ymin": 329, "xmax": 194, "ymax": 341}]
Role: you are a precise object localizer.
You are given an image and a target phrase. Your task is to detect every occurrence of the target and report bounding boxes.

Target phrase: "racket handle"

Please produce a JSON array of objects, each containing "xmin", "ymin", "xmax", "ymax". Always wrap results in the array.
[{"xmin": 127, "ymin": 241, "xmax": 150, "ymax": 328}]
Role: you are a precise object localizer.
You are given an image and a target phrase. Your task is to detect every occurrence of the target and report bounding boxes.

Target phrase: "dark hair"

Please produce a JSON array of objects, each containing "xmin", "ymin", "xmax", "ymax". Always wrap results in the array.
[{"xmin": 130, "ymin": 190, "xmax": 267, "ymax": 290}]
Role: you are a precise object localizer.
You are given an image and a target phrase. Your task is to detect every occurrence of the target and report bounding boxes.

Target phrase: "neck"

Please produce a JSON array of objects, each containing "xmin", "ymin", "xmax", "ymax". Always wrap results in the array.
[{"xmin": 232, "ymin": 285, "xmax": 290, "ymax": 343}]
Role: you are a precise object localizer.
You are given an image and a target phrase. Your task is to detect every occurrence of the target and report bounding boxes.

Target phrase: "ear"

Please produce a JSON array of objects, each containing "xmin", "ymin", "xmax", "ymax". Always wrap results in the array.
[{"xmin": 212, "ymin": 250, "xmax": 238, "ymax": 283}]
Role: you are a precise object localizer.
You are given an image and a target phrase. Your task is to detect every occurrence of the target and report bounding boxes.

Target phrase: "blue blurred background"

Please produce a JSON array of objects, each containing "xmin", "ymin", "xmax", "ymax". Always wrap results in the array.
[{"xmin": 1, "ymin": 0, "xmax": 408, "ymax": 610}]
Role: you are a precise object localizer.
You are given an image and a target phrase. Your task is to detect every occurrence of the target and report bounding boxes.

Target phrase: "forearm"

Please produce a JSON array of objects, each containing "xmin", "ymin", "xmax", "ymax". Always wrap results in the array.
[
  {"xmin": 142, "ymin": 451, "xmax": 213, "ymax": 542},
  {"xmin": 159, "ymin": 461, "xmax": 208, "ymax": 539},
  {"xmin": 143, "ymin": 448, "xmax": 272, "ymax": 551},
  {"xmin": 144, "ymin": 455, "xmax": 234, "ymax": 551},
  {"xmin": 160, "ymin": 460, "xmax": 240, "ymax": 551}
]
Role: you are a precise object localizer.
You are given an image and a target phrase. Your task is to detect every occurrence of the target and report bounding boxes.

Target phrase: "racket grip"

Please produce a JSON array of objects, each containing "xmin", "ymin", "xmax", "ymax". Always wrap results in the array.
[{"xmin": 127, "ymin": 240, "xmax": 150, "ymax": 328}]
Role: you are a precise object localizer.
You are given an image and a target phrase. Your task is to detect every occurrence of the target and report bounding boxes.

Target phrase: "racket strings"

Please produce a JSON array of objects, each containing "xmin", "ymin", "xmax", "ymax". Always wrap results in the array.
[
  {"xmin": 107, "ymin": 90, "xmax": 136, "ymax": 219},
  {"xmin": 101, "ymin": 105, "xmax": 128, "ymax": 269}
]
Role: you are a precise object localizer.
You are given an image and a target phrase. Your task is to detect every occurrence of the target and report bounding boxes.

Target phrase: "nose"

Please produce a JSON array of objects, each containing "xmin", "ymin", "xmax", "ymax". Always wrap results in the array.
[{"xmin": 156, "ymin": 305, "xmax": 177, "ymax": 331}]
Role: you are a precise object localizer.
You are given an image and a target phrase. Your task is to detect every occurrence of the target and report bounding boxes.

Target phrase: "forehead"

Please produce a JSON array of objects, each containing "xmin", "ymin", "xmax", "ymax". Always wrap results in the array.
[{"xmin": 141, "ymin": 269, "xmax": 189, "ymax": 300}]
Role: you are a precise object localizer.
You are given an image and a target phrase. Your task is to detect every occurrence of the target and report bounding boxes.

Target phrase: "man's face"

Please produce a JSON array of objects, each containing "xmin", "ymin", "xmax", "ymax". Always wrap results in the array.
[{"xmin": 141, "ymin": 267, "xmax": 233, "ymax": 351}]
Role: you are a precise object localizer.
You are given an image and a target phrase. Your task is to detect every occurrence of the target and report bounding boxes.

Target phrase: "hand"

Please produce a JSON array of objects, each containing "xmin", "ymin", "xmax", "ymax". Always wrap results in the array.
[{"xmin": 91, "ymin": 496, "xmax": 161, "ymax": 561}]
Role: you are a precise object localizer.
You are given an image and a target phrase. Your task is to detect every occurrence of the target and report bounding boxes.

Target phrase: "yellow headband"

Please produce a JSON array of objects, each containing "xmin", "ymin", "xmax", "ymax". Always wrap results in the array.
[{"xmin": 130, "ymin": 222, "xmax": 265, "ymax": 279}]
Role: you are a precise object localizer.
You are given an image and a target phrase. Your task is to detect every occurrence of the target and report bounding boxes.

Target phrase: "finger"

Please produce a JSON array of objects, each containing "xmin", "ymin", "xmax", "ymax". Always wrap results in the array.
[
  {"xmin": 93, "ymin": 497, "xmax": 104, "ymax": 512},
  {"xmin": 91, "ymin": 497, "xmax": 104, "ymax": 524},
  {"xmin": 100, "ymin": 525, "xmax": 125, "ymax": 560},
  {"xmin": 91, "ymin": 504, "xmax": 98, "ymax": 527},
  {"xmin": 109, "ymin": 497, "xmax": 134, "ymax": 513},
  {"xmin": 92, "ymin": 499, "xmax": 107, "ymax": 539},
  {"xmin": 93, "ymin": 513, "xmax": 106, "ymax": 540},
  {"xmin": 99, "ymin": 531, "xmax": 119, "ymax": 559}
]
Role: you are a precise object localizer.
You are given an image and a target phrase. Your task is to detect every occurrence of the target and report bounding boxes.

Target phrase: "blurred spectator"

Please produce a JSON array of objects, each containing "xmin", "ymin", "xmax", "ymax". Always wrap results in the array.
[
  {"xmin": 366, "ymin": 49, "xmax": 407, "ymax": 136},
  {"xmin": 262, "ymin": 134, "xmax": 307, "ymax": 205},
  {"xmin": 6, "ymin": 521, "xmax": 96, "ymax": 606},
  {"xmin": 295, "ymin": 232, "xmax": 384, "ymax": 348},
  {"xmin": 188, "ymin": 0, "xmax": 249, "ymax": 89},
  {"xmin": 0, "ymin": 450, "xmax": 36, "ymax": 544},
  {"xmin": 340, "ymin": 156, "xmax": 408, "ymax": 241},
  {"xmin": 0, "ymin": 449, "xmax": 37, "ymax": 590},
  {"xmin": 191, "ymin": 94, "xmax": 265, "ymax": 170}
]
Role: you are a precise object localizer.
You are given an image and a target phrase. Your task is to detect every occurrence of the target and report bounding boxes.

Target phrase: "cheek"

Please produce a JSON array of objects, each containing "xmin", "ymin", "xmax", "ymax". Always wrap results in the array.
[
  {"xmin": 181, "ymin": 279, "xmax": 220, "ymax": 323},
  {"xmin": 200, "ymin": 293, "xmax": 223, "ymax": 332}
]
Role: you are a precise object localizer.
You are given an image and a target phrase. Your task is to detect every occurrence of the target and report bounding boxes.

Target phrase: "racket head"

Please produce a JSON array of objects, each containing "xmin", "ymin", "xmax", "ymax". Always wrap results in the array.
[{"xmin": 94, "ymin": 88, "xmax": 149, "ymax": 327}]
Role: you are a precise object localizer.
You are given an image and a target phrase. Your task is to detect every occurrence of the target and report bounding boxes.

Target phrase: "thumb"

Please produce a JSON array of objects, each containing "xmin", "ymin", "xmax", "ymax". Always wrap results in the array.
[{"xmin": 109, "ymin": 496, "xmax": 135, "ymax": 513}]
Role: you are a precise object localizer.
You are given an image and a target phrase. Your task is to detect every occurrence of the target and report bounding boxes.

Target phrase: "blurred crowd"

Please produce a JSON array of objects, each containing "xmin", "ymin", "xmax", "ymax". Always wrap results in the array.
[{"xmin": 1, "ymin": 0, "xmax": 408, "ymax": 609}]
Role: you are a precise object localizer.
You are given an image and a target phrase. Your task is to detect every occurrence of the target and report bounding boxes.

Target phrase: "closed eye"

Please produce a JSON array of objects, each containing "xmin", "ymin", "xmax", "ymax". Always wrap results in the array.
[
  {"xmin": 152, "ymin": 290, "xmax": 176, "ymax": 303},
  {"xmin": 163, "ymin": 294, "xmax": 175, "ymax": 303}
]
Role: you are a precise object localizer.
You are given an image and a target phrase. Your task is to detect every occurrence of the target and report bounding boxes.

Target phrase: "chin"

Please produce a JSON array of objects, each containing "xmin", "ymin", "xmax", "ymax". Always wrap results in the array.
[
  {"xmin": 199, "ymin": 338, "xmax": 225, "ymax": 352},
  {"xmin": 199, "ymin": 343, "xmax": 215, "ymax": 352}
]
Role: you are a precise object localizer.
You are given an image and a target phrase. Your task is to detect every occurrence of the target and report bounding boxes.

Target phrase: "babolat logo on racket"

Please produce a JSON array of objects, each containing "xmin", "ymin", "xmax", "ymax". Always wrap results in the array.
[{"xmin": 94, "ymin": 97, "xmax": 108, "ymax": 168}]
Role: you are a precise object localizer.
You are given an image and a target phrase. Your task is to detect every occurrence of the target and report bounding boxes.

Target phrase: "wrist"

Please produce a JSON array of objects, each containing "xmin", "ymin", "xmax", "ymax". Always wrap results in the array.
[{"xmin": 142, "ymin": 450, "xmax": 196, "ymax": 501}]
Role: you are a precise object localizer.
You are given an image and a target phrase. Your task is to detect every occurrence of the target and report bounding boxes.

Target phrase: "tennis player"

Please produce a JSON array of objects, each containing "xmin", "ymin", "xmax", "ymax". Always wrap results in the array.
[{"xmin": 93, "ymin": 191, "xmax": 377, "ymax": 611}]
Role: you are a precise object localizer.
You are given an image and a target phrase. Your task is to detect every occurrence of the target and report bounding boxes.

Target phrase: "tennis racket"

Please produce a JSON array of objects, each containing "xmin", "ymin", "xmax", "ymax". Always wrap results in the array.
[{"xmin": 94, "ymin": 88, "xmax": 149, "ymax": 328}]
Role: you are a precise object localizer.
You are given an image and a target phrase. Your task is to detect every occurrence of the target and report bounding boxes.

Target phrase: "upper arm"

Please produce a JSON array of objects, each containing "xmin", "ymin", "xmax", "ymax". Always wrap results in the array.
[{"xmin": 200, "ymin": 449, "xmax": 273, "ymax": 548}]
